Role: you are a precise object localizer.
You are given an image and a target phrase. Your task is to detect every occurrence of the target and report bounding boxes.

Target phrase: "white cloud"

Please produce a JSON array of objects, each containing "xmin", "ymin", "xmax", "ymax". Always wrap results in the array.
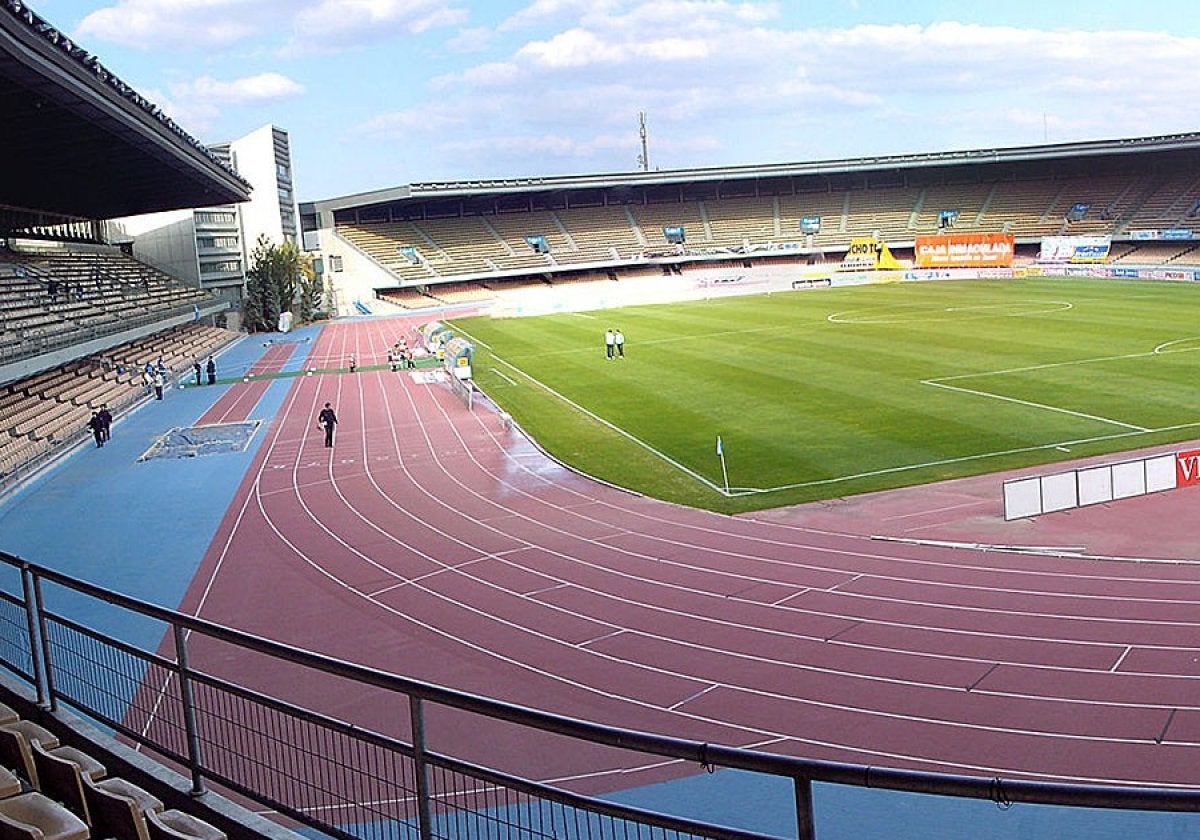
[
  {"xmin": 75, "ymin": 0, "xmax": 286, "ymax": 49},
  {"xmin": 287, "ymin": 0, "xmax": 469, "ymax": 53},
  {"xmin": 76, "ymin": 0, "xmax": 469, "ymax": 55},
  {"xmin": 153, "ymin": 72, "xmax": 305, "ymax": 134},
  {"xmin": 446, "ymin": 26, "xmax": 495, "ymax": 53},
  {"xmin": 363, "ymin": 11, "xmax": 1200, "ymax": 179},
  {"xmin": 178, "ymin": 72, "xmax": 307, "ymax": 104},
  {"xmin": 498, "ymin": 0, "xmax": 615, "ymax": 32}
]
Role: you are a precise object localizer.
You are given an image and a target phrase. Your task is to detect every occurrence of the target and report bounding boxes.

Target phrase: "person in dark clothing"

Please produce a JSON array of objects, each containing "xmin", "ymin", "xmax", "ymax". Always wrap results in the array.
[
  {"xmin": 206, "ymin": 356, "xmax": 216, "ymax": 385},
  {"xmin": 97, "ymin": 405, "xmax": 112, "ymax": 442},
  {"xmin": 87, "ymin": 412, "xmax": 105, "ymax": 448},
  {"xmin": 318, "ymin": 402, "xmax": 338, "ymax": 448},
  {"xmin": 193, "ymin": 359, "xmax": 202, "ymax": 386}
]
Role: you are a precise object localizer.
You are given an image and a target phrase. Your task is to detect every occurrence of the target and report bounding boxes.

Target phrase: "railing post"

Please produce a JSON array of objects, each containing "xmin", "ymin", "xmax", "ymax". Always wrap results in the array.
[
  {"xmin": 172, "ymin": 625, "xmax": 207, "ymax": 796},
  {"xmin": 795, "ymin": 777, "xmax": 816, "ymax": 840},
  {"xmin": 409, "ymin": 696, "xmax": 434, "ymax": 840},
  {"xmin": 19, "ymin": 565, "xmax": 48, "ymax": 709}
]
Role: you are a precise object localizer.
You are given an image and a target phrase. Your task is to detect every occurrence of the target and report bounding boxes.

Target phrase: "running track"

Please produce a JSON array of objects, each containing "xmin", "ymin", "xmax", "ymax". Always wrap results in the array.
[{"xmin": 164, "ymin": 315, "xmax": 1200, "ymax": 795}]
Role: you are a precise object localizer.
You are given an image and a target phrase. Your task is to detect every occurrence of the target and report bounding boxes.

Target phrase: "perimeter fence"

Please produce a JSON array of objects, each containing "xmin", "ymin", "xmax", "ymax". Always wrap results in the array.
[{"xmin": 0, "ymin": 550, "xmax": 1197, "ymax": 840}]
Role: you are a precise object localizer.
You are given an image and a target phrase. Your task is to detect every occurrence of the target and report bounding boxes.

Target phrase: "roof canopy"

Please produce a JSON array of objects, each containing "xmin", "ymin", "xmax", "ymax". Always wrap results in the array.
[
  {"xmin": 0, "ymin": 1, "xmax": 251, "ymax": 234},
  {"xmin": 304, "ymin": 132, "xmax": 1200, "ymax": 220}
]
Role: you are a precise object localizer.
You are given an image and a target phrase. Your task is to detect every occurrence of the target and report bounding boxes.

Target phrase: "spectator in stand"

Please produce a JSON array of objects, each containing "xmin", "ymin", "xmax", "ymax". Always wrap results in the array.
[{"xmin": 47, "ymin": 279, "xmax": 59, "ymax": 302}]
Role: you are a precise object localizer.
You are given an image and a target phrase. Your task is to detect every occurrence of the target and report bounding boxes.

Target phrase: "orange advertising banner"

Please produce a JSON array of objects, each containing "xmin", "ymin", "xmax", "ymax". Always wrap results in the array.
[{"xmin": 914, "ymin": 233, "xmax": 1015, "ymax": 268}]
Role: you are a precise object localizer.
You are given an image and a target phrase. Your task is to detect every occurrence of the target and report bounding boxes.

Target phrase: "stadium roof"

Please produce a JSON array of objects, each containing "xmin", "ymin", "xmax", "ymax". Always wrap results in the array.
[
  {"xmin": 303, "ymin": 131, "xmax": 1200, "ymax": 217},
  {"xmin": 0, "ymin": 0, "xmax": 252, "ymax": 233}
]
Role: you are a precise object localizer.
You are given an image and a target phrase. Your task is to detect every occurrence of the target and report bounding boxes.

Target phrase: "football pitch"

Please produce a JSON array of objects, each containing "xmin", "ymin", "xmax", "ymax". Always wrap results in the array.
[{"xmin": 449, "ymin": 277, "xmax": 1200, "ymax": 513}]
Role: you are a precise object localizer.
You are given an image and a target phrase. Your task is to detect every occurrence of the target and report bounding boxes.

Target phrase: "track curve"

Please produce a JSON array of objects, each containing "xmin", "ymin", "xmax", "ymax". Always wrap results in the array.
[{"xmin": 175, "ymin": 316, "xmax": 1200, "ymax": 793}]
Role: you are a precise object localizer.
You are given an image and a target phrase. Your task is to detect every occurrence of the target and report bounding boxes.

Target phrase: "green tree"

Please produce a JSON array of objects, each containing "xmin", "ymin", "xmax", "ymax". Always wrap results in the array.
[
  {"xmin": 293, "ymin": 246, "xmax": 324, "ymax": 322},
  {"xmin": 244, "ymin": 236, "xmax": 317, "ymax": 331}
]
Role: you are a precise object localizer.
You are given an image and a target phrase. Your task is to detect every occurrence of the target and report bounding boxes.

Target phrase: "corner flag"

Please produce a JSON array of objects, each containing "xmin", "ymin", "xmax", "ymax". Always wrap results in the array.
[{"xmin": 715, "ymin": 434, "xmax": 728, "ymax": 495}]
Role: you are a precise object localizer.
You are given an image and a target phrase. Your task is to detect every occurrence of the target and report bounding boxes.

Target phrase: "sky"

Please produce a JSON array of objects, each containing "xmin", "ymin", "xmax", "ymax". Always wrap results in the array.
[{"xmin": 28, "ymin": 1, "xmax": 1200, "ymax": 202}]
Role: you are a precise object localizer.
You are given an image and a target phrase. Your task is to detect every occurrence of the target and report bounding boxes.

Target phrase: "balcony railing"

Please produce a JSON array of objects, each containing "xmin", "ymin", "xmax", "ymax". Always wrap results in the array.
[{"xmin": 0, "ymin": 551, "xmax": 1197, "ymax": 840}]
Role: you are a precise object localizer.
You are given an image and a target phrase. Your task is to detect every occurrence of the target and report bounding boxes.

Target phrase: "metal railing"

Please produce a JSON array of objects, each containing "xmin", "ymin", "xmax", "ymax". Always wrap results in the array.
[{"xmin": 1, "ymin": 551, "xmax": 1198, "ymax": 840}]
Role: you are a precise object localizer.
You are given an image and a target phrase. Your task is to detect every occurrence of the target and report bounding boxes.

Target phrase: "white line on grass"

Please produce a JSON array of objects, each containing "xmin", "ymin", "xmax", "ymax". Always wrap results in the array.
[
  {"xmin": 732, "ymin": 421, "xmax": 1200, "ymax": 496},
  {"xmin": 450, "ymin": 324, "xmax": 740, "ymax": 494},
  {"xmin": 491, "ymin": 369, "xmax": 518, "ymax": 386},
  {"xmin": 921, "ymin": 379, "xmax": 1148, "ymax": 432},
  {"xmin": 828, "ymin": 300, "xmax": 1073, "ymax": 324},
  {"xmin": 1154, "ymin": 336, "xmax": 1200, "ymax": 354},
  {"xmin": 456, "ymin": 317, "xmax": 1200, "ymax": 498},
  {"xmin": 919, "ymin": 335, "xmax": 1200, "ymax": 433},
  {"xmin": 930, "ymin": 342, "xmax": 1200, "ymax": 384}
]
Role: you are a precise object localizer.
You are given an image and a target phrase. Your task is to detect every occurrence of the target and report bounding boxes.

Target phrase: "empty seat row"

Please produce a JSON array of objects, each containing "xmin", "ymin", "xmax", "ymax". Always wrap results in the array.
[{"xmin": 0, "ymin": 704, "xmax": 224, "ymax": 840}]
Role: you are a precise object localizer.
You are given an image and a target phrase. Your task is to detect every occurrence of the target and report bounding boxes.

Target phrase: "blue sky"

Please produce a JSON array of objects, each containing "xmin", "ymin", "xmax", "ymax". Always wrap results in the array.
[{"xmin": 30, "ymin": 1, "xmax": 1200, "ymax": 202}]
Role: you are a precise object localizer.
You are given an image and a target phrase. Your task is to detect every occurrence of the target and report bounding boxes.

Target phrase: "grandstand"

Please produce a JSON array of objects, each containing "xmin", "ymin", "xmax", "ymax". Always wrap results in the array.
[
  {"xmin": 302, "ymin": 134, "xmax": 1200, "ymax": 313},
  {"xmin": 0, "ymin": 0, "xmax": 251, "ymax": 491}
]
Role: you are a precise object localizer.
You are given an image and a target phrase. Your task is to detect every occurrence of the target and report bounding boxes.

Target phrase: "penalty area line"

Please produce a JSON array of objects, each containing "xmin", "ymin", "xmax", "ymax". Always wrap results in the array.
[
  {"xmin": 740, "ymin": 421, "xmax": 1200, "ymax": 496},
  {"xmin": 921, "ymin": 379, "xmax": 1148, "ymax": 432}
]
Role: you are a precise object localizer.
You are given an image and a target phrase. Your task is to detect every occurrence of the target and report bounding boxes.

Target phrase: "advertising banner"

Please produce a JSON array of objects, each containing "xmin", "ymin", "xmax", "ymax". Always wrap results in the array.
[
  {"xmin": 1039, "ymin": 236, "xmax": 1111, "ymax": 263},
  {"xmin": 1163, "ymin": 228, "xmax": 1195, "ymax": 240},
  {"xmin": 840, "ymin": 237, "xmax": 905, "ymax": 271},
  {"xmin": 1177, "ymin": 449, "xmax": 1200, "ymax": 486},
  {"xmin": 914, "ymin": 233, "xmax": 1014, "ymax": 268}
]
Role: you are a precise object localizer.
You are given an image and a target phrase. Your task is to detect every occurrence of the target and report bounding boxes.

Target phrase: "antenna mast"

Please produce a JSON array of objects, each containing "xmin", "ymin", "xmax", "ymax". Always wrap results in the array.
[{"xmin": 637, "ymin": 111, "xmax": 649, "ymax": 172}]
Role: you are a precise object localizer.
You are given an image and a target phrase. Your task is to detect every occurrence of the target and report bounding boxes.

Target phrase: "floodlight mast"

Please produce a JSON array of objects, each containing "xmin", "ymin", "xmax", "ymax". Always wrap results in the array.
[{"xmin": 637, "ymin": 111, "xmax": 649, "ymax": 172}]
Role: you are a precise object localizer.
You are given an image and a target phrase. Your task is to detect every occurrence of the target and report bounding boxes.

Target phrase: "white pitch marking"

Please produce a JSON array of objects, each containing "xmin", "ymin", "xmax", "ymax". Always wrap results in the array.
[{"xmin": 923, "ymin": 379, "xmax": 1148, "ymax": 432}]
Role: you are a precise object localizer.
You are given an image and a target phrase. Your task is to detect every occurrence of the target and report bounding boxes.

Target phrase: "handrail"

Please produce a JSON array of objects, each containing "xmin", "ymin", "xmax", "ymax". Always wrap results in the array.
[{"xmin": 2, "ymin": 549, "xmax": 1199, "ymax": 840}]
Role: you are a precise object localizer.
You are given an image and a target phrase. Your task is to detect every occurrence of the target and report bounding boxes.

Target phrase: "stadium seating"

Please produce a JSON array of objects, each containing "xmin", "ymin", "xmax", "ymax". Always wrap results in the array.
[
  {"xmin": 0, "ymin": 697, "xmax": 226, "ymax": 840},
  {"xmin": 0, "ymin": 789, "xmax": 88, "ymax": 840},
  {"xmin": 0, "ymin": 249, "xmax": 218, "ymax": 367},
  {"xmin": 0, "ymin": 324, "xmax": 238, "ymax": 492},
  {"xmin": 704, "ymin": 194, "xmax": 779, "ymax": 248},
  {"xmin": 518, "ymin": 205, "xmax": 641, "ymax": 264},
  {"xmin": 334, "ymin": 170, "xmax": 1200, "ymax": 309}
]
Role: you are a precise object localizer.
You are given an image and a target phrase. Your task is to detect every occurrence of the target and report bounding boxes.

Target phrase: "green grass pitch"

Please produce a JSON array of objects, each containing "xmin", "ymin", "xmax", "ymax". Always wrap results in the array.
[{"xmin": 449, "ymin": 277, "xmax": 1200, "ymax": 513}]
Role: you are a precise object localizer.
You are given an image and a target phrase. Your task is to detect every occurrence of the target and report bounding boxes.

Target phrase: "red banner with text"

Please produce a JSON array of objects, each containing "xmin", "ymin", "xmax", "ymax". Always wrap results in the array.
[
  {"xmin": 914, "ymin": 233, "xmax": 1015, "ymax": 268},
  {"xmin": 1177, "ymin": 449, "xmax": 1200, "ymax": 486}
]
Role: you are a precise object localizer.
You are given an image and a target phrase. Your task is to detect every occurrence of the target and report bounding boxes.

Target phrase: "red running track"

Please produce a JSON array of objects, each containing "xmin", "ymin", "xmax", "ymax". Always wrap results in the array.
[{"xmin": 169, "ymin": 316, "xmax": 1200, "ymax": 794}]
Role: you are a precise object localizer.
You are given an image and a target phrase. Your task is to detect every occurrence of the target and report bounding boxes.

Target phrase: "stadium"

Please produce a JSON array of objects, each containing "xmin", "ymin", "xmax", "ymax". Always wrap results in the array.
[{"xmin": 4, "ymin": 2, "xmax": 1200, "ymax": 840}]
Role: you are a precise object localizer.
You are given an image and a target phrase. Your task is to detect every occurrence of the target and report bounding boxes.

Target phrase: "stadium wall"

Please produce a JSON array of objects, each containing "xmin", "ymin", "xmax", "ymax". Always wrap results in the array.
[{"xmin": 318, "ymin": 219, "xmax": 407, "ymax": 315}]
